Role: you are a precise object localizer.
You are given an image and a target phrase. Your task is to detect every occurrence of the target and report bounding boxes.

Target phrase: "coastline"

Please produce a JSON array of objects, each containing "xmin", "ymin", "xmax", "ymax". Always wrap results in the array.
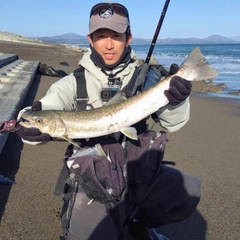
[
  {"xmin": 0, "ymin": 39, "xmax": 240, "ymax": 240},
  {"xmin": 191, "ymin": 91, "xmax": 240, "ymax": 104}
]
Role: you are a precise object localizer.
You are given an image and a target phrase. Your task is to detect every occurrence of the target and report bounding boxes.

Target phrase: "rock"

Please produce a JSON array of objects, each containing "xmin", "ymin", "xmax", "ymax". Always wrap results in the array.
[
  {"xmin": 216, "ymin": 83, "xmax": 227, "ymax": 89},
  {"xmin": 192, "ymin": 80, "xmax": 209, "ymax": 92},
  {"xmin": 229, "ymin": 90, "xmax": 240, "ymax": 95},
  {"xmin": 38, "ymin": 64, "xmax": 68, "ymax": 77},
  {"xmin": 60, "ymin": 62, "xmax": 69, "ymax": 66},
  {"xmin": 138, "ymin": 55, "xmax": 159, "ymax": 65},
  {"xmin": 208, "ymin": 84, "xmax": 223, "ymax": 93},
  {"xmin": 62, "ymin": 44, "xmax": 89, "ymax": 53},
  {"xmin": 192, "ymin": 80, "xmax": 226, "ymax": 93},
  {"xmin": 149, "ymin": 55, "xmax": 159, "ymax": 65}
]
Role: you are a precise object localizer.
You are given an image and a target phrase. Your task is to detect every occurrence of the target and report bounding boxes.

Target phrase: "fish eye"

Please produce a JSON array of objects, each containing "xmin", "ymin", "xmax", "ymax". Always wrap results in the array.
[{"xmin": 36, "ymin": 117, "xmax": 42, "ymax": 123}]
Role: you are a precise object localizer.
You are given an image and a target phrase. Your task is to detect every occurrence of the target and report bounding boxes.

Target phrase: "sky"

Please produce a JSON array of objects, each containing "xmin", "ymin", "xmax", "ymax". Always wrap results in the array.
[{"xmin": 0, "ymin": 0, "xmax": 239, "ymax": 39}]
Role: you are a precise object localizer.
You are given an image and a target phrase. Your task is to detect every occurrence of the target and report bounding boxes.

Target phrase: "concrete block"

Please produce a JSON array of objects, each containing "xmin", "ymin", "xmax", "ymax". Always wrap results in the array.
[
  {"xmin": 0, "ymin": 53, "xmax": 18, "ymax": 67},
  {"xmin": 0, "ymin": 52, "xmax": 39, "ymax": 154}
]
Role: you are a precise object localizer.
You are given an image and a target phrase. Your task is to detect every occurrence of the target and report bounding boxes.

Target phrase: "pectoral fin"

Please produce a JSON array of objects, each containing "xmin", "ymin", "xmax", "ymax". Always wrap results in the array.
[
  {"xmin": 61, "ymin": 135, "xmax": 81, "ymax": 148},
  {"xmin": 120, "ymin": 127, "xmax": 138, "ymax": 140}
]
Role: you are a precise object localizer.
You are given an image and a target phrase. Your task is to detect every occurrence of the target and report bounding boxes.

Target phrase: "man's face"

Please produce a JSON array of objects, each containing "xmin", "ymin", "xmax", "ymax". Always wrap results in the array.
[{"xmin": 88, "ymin": 29, "xmax": 132, "ymax": 65}]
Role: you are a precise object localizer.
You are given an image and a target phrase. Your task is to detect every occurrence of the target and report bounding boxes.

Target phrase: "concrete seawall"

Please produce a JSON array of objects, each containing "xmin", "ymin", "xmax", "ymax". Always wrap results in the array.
[{"xmin": 0, "ymin": 53, "xmax": 39, "ymax": 154}]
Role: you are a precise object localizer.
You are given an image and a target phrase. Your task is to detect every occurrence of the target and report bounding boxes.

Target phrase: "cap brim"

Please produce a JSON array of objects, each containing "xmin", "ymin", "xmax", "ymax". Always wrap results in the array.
[{"xmin": 89, "ymin": 22, "xmax": 127, "ymax": 34}]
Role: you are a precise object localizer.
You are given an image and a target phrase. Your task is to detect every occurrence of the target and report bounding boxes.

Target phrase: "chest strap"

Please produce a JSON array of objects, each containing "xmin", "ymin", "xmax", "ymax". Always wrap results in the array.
[{"xmin": 74, "ymin": 66, "xmax": 88, "ymax": 111}]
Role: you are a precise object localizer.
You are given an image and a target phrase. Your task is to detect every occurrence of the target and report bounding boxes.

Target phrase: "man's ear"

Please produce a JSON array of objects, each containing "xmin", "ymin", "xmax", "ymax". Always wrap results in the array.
[
  {"xmin": 87, "ymin": 34, "xmax": 94, "ymax": 47},
  {"xmin": 126, "ymin": 34, "xmax": 132, "ymax": 47}
]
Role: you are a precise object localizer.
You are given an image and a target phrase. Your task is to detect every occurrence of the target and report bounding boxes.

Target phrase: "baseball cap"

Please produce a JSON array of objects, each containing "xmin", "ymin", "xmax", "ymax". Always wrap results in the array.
[{"xmin": 89, "ymin": 3, "xmax": 130, "ymax": 34}]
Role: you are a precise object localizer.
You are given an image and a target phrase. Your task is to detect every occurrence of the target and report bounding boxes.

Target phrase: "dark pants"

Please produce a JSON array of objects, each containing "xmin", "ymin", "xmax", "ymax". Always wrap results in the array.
[
  {"xmin": 64, "ymin": 165, "xmax": 201, "ymax": 240},
  {"xmin": 135, "ymin": 165, "xmax": 201, "ymax": 228}
]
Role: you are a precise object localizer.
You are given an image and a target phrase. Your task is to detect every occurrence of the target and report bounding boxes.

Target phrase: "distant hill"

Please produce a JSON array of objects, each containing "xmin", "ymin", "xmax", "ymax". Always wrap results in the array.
[
  {"xmin": 156, "ymin": 35, "xmax": 239, "ymax": 44},
  {"xmin": 229, "ymin": 36, "xmax": 240, "ymax": 41},
  {"xmin": 35, "ymin": 33, "xmax": 240, "ymax": 45},
  {"xmin": 35, "ymin": 33, "xmax": 88, "ymax": 45}
]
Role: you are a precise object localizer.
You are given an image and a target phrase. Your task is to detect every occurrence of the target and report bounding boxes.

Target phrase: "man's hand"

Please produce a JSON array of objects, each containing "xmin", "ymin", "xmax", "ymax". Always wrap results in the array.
[
  {"xmin": 16, "ymin": 101, "xmax": 51, "ymax": 142},
  {"xmin": 164, "ymin": 64, "xmax": 192, "ymax": 106}
]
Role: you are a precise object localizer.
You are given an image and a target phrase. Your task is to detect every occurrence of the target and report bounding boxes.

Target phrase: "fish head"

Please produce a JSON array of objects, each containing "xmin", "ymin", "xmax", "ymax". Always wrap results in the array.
[{"xmin": 20, "ymin": 110, "xmax": 65, "ymax": 137}]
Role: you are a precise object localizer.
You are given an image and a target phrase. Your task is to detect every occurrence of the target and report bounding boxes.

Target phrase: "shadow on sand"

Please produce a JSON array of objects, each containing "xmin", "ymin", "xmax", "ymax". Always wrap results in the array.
[{"xmin": 0, "ymin": 73, "xmax": 41, "ymax": 222}]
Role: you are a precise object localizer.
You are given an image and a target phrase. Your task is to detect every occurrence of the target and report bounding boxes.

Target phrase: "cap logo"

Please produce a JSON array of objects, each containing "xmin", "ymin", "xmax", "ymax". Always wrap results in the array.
[{"xmin": 99, "ymin": 6, "xmax": 113, "ymax": 19}]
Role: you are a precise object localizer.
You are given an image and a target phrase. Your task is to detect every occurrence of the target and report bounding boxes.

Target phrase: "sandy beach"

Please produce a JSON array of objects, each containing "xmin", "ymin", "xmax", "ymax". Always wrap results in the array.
[{"xmin": 0, "ymin": 39, "xmax": 240, "ymax": 240}]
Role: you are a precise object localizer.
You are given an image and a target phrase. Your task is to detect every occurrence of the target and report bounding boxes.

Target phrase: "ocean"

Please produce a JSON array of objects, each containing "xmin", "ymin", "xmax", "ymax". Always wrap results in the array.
[
  {"xmin": 79, "ymin": 43, "xmax": 240, "ymax": 100},
  {"xmin": 131, "ymin": 44, "xmax": 240, "ymax": 100}
]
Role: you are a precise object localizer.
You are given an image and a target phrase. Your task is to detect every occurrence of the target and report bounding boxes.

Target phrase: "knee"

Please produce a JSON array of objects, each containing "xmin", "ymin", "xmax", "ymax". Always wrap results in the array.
[
  {"xmin": 185, "ymin": 175, "xmax": 201, "ymax": 202},
  {"xmin": 166, "ymin": 176, "xmax": 201, "ymax": 224},
  {"xmin": 180, "ymin": 175, "xmax": 201, "ymax": 219}
]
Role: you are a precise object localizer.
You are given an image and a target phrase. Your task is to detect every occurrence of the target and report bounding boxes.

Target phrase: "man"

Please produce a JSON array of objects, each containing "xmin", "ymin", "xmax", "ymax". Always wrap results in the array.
[{"xmin": 17, "ymin": 2, "xmax": 201, "ymax": 240}]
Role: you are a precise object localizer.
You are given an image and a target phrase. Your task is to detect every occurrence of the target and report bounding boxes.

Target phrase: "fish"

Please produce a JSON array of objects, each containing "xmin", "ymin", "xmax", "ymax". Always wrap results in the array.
[{"xmin": 20, "ymin": 47, "xmax": 218, "ymax": 147}]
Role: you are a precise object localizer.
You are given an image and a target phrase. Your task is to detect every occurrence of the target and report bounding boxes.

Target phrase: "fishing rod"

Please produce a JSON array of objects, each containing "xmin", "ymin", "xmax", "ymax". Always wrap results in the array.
[{"xmin": 145, "ymin": 0, "xmax": 171, "ymax": 64}]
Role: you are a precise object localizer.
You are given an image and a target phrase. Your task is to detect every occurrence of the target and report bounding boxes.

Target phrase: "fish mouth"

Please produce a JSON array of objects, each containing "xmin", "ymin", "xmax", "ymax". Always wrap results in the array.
[{"xmin": 19, "ymin": 118, "xmax": 37, "ymax": 129}]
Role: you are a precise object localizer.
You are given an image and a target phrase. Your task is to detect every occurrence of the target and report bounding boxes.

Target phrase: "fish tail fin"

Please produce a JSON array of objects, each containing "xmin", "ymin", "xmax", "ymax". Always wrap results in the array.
[{"xmin": 179, "ymin": 47, "xmax": 218, "ymax": 81}]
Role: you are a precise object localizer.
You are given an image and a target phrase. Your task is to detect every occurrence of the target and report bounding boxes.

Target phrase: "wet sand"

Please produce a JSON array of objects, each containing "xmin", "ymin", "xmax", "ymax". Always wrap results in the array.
[{"xmin": 0, "ymin": 41, "xmax": 240, "ymax": 240}]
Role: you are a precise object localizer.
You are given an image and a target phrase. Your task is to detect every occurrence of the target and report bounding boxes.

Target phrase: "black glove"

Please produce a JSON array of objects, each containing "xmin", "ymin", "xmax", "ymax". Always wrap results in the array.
[
  {"xmin": 16, "ymin": 101, "xmax": 51, "ymax": 142},
  {"xmin": 164, "ymin": 64, "xmax": 192, "ymax": 106}
]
